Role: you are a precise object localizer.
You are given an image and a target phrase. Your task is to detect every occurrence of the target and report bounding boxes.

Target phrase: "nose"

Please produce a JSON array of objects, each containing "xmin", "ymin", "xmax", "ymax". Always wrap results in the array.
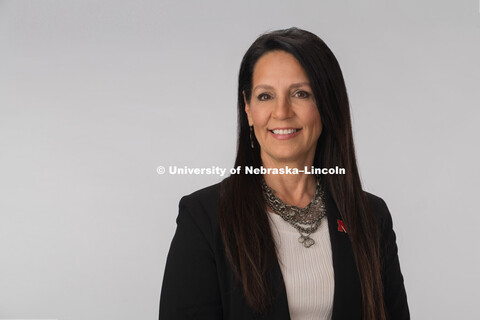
[{"xmin": 272, "ymin": 95, "xmax": 294, "ymax": 119}]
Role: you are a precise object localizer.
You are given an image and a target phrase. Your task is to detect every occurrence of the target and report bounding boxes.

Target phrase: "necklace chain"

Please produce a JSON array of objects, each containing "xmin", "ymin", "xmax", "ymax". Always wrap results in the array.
[{"xmin": 261, "ymin": 175, "xmax": 327, "ymax": 248}]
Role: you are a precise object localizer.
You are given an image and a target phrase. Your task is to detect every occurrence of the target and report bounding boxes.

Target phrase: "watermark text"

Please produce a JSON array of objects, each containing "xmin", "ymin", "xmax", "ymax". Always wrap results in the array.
[{"xmin": 156, "ymin": 165, "xmax": 345, "ymax": 176}]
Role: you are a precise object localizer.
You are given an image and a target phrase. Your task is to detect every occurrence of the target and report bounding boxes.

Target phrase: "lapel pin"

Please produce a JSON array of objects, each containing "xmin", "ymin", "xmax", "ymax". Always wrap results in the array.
[{"xmin": 337, "ymin": 219, "xmax": 347, "ymax": 233}]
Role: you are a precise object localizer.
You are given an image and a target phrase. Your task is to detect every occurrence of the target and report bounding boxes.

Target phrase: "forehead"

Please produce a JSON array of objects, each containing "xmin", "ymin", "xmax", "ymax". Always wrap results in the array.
[{"xmin": 252, "ymin": 50, "xmax": 309, "ymax": 86}]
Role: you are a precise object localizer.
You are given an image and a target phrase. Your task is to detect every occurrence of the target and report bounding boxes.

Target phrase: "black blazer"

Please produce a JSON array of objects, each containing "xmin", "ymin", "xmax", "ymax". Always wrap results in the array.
[{"xmin": 159, "ymin": 182, "xmax": 409, "ymax": 320}]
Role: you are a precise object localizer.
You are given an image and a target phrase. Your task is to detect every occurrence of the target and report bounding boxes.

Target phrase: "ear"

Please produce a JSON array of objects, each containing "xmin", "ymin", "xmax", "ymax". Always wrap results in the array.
[{"xmin": 243, "ymin": 90, "xmax": 253, "ymax": 126}]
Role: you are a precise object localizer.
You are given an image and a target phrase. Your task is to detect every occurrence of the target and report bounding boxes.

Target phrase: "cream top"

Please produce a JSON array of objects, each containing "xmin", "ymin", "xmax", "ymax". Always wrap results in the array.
[{"xmin": 267, "ymin": 211, "xmax": 334, "ymax": 320}]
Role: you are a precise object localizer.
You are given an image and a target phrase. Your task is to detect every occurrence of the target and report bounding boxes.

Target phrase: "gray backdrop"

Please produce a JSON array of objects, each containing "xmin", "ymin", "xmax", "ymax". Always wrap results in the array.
[{"xmin": 1, "ymin": 0, "xmax": 479, "ymax": 319}]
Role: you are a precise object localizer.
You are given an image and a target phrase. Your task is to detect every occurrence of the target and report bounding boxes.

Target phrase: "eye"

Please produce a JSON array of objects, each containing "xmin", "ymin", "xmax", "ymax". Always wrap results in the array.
[
  {"xmin": 257, "ymin": 93, "xmax": 272, "ymax": 101},
  {"xmin": 294, "ymin": 90, "xmax": 310, "ymax": 99}
]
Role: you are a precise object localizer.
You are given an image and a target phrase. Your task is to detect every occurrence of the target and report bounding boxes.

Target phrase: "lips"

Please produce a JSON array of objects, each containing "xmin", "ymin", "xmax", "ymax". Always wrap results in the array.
[
  {"xmin": 268, "ymin": 127, "xmax": 302, "ymax": 140},
  {"xmin": 270, "ymin": 128, "xmax": 299, "ymax": 135},
  {"xmin": 269, "ymin": 127, "xmax": 301, "ymax": 134}
]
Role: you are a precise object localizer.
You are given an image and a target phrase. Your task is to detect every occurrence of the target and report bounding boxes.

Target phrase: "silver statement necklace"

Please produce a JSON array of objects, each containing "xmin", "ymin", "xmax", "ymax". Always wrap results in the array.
[{"xmin": 262, "ymin": 175, "xmax": 327, "ymax": 248}]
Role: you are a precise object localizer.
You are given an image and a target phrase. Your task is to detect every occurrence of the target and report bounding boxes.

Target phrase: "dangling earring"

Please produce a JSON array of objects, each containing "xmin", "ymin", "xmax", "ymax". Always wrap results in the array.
[{"xmin": 249, "ymin": 126, "xmax": 254, "ymax": 149}]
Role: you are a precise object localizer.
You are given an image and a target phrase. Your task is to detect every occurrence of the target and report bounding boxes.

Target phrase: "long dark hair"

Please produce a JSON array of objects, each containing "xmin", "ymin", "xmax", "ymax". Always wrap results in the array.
[{"xmin": 218, "ymin": 27, "xmax": 386, "ymax": 319}]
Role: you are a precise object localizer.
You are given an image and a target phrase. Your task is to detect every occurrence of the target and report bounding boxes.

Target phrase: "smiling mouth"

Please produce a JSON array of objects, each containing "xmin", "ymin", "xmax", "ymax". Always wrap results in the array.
[{"xmin": 269, "ymin": 128, "xmax": 301, "ymax": 135}]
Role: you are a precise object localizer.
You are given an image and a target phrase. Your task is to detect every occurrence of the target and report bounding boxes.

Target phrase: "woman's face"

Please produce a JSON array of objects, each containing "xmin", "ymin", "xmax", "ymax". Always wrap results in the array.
[{"xmin": 244, "ymin": 50, "xmax": 322, "ymax": 167}]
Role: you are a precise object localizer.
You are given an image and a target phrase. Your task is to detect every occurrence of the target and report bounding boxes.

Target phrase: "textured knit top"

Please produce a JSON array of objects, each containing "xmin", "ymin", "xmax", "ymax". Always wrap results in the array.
[{"xmin": 267, "ymin": 210, "xmax": 334, "ymax": 320}]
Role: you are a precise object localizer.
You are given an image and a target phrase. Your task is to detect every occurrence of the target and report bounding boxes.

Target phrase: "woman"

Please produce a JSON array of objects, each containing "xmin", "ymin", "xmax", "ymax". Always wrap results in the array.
[{"xmin": 159, "ymin": 27, "xmax": 409, "ymax": 320}]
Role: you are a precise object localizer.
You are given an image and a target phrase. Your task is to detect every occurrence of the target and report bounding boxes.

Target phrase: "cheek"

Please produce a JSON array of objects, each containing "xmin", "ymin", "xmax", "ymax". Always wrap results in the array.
[
  {"xmin": 304, "ymin": 106, "xmax": 322, "ymax": 130},
  {"xmin": 251, "ymin": 107, "xmax": 269, "ymax": 125}
]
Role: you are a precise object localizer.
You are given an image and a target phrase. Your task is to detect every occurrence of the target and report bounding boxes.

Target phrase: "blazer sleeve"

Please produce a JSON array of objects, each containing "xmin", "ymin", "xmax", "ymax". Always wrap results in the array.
[
  {"xmin": 376, "ymin": 197, "xmax": 410, "ymax": 320},
  {"xmin": 159, "ymin": 195, "xmax": 223, "ymax": 320}
]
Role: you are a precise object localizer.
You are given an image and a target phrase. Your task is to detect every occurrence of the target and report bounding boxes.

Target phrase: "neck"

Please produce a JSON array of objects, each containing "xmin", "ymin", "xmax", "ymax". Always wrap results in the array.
[{"xmin": 261, "ymin": 156, "xmax": 317, "ymax": 208}]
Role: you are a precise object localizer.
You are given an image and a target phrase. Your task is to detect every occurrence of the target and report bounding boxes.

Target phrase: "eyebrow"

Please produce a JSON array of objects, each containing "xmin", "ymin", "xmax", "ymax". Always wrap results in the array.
[{"xmin": 253, "ymin": 82, "xmax": 311, "ymax": 92}]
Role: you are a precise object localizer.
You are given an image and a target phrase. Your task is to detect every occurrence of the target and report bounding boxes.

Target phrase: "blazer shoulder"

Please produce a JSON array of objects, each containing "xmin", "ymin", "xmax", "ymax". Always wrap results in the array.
[
  {"xmin": 177, "ymin": 181, "xmax": 223, "ymax": 233},
  {"xmin": 364, "ymin": 191, "xmax": 393, "ymax": 228},
  {"xmin": 180, "ymin": 182, "xmax": 221, "ymax": 210}
]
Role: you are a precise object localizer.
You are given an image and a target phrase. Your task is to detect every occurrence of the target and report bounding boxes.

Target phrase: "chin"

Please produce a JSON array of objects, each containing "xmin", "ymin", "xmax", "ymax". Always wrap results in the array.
[{"xmin": 263, "ymin": 151, "xmax": 303, "ymax": 164}]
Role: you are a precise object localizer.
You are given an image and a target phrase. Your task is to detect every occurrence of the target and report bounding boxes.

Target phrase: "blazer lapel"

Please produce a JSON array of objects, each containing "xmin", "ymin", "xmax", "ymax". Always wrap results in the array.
[{"xmin": 326, "ymin": 191, "xmax": 363, "ymax": 319}]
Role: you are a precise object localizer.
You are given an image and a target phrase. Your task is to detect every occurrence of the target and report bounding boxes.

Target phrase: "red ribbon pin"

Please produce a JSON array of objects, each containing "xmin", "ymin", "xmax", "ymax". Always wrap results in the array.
[{"xmin": 337, "ymin": 219, "xmax": 347, "ymax": 233}]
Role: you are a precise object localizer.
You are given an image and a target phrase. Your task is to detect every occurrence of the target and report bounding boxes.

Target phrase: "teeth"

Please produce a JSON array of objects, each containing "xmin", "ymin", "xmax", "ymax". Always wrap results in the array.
[{"xmin": 272, "ymin": 129, "xmax": 298, "ymax": 135}]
